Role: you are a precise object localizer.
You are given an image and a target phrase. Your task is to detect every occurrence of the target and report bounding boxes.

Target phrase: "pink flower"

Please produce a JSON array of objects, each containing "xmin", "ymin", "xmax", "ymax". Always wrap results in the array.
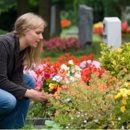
[
  {"xmin": 80, "ymin": 60, "xmax": 101, "ymax": 69},
  {"xmin": 80, "ymin": 61, "xmax": 87, "ymax": 69},
  {"xmin": 121, "ymin": 20, "xmax": 128, "ymax": 31},
  {"xmin": 43, "ymin": 72, "xmax": 51, "ymax": 80},
  {"xmin": 35, "ymin": 80, "xmax": 43, "ymax": 91},
  {"xmin": 87, "ymin": 60, "xmax": 101, "ymax": 68},
  {"xmin": 34, "ymin": 75, "xmax": 43, "ymax": 91},
  {"xmin": 87, "ymin": 60, "xmax": 100, "ymax": 68}
]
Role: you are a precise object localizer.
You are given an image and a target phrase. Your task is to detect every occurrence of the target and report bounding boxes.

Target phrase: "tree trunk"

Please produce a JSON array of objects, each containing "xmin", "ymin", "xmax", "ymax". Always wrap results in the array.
[
  {"xmin": 50, "ymin": 5, "xmax": 61, "ymax": 38},
  {"xmin": 16, "ymin": 0, "xmax": 30, "ymax": 17},
  {"xmin": 38, "ymin": 0, "xmax": 51, "ymax": 40}
]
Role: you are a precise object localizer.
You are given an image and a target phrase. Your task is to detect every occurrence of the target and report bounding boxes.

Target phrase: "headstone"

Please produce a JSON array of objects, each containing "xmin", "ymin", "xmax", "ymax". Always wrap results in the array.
[
  {"xmin": 50, "ymin": 5, "xmax": 61, "ymax": 37},
  {"xmin": 78, "ymin": 5, "xmax": 93, "ymax": 50},
  {"xmin": 122, "ymin": 6, "xmax": 130, "ymax": 20},
  {"xmin": 103, "ymin": 17, "xmax": 122, "ymax": 49}
]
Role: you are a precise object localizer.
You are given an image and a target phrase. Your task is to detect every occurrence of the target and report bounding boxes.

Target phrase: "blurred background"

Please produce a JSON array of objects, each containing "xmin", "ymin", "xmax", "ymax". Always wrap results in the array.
[{"xmin": 0, "ymin": 0, "xmax": 130, "ymax": 61}]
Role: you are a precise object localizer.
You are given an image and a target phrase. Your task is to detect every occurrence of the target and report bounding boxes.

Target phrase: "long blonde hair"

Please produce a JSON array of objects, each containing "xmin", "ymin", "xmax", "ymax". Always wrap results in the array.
[{"xmin": 14, "ymin": 12, "xmax": 47, "ymax": 68}]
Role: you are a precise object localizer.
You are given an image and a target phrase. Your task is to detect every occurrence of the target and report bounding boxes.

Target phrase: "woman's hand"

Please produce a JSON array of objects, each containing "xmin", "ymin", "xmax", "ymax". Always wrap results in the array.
[{"xmin": 24, "ymin": 89, "xmax": 47, "ymax": 103}]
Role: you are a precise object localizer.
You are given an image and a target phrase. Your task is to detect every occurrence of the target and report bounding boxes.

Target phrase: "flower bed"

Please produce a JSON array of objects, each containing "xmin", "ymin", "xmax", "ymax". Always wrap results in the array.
[{"xmin": 25, "ymin": 43, "xmax": 130, "ymax": 129}]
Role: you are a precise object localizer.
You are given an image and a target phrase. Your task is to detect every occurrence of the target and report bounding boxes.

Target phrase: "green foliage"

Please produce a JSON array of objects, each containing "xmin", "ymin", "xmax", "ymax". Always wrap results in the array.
[
  {"xmin": 0, "ymin": 0, "xmax": 15, "ymax": 13},
  {"xmin": 48, "ymin": 73, "xmax": 120, "ymax": 129},
  {"xmin": 0, "ymin": 4, "xmax": 17, "ymax": 31},
  {"xmin": 99, "ymin": 43, "xmax": 130, "ymax": 78},
  {"xmin": 60, "ymin": 10, "xmax": 77, "ymax": 25},
  {"xmin": 60, "ymin": 26, "xmax": 78, "ymax": 38},
  {"xmin": 0, "ymin": 29, "xmax": 7, "ymax": 35},
  {"xmin": 41, "ymin": 30, "xmax": 102, "ymax": 62},
  {"xmin": 45, "ymin": 120, "xmax": 62, "ymax": 129},
  {"xmin": 28, "ymin": 101, "xmax": 55, "ymax": 118},
  {"xmin": 29, "ymin": 0, "xmax": 39, "ymax": 12},
  {"xmin": 87, "ymin": 0, "xmax": 104, "ymax": 23},
  {"xmin": 73, "ymin": 0, "xmax": 87, "ymax": 24},
  {"xmin": 21, "ymin": 123, "xmax": 35, "ymax": 129},
  {"xmin": 103, "ymin": 0, "xmax": 121, "ymax": 19},
  {"xmin": 113, "ymin": 73, "xmax": 130, "ymax": 128}
]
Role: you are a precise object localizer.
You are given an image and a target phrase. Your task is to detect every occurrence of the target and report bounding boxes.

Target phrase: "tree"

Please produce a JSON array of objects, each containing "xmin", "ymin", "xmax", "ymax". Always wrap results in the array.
[
  {"xmin": 86, "ymin": 0, "xmax": 104, "ymax": 23},
  {"xmin": 16, "ymin": 0, "xmax": 30, "ymax": 16},
  {"xmin": 113, "ymin": 0, "xmax": 130, "ymax": 20},
  {"xmin": 0, "ymin": 0, "xmax": 15, "ymax": 13},
  {"xmin": 38, "ymin": 0, "xmax": 51, "ymax": 40}
]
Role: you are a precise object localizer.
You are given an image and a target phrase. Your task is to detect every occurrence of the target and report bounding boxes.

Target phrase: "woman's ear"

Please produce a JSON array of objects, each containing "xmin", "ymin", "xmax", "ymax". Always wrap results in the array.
[{"xmin": 22, "ymin": 26, "xmax": 27, "ymax": 36}]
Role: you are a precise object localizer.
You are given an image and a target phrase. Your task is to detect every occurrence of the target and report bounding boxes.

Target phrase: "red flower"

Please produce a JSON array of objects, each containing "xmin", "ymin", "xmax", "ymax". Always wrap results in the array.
[
  {"xmin": 121, "ymin": 20, "xmax": 128, "ymax": 31},
  {"xmin": 43, "ymin": 72, "xmax": 51, "ymax": 80},
  {"xmin": 60, "ymin": 19, "xmax": 71, "ymax": 28}
]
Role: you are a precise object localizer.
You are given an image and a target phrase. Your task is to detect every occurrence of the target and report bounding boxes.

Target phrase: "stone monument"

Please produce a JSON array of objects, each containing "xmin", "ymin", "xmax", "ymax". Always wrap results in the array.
[
  {"xmin": 50, "ymin": 5, "xmax": 61, "ymax": 37},
  {"xmin": 78, "ymin": 5, "xmax": 93, "ymax": 50},
  {"xmin": 103, "ymin": 17, "xmax": 122, "ymax": 49}
]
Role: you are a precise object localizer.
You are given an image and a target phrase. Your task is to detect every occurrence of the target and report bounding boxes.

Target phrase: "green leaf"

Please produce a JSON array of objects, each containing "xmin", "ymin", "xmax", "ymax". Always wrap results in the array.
[
  {"xmin": 53, "ymin": 123, "xmax": 62, "ymax": 129},
  {"xmin": 45, "ymin": 120, "xmax": 54, "ymax": 126}
]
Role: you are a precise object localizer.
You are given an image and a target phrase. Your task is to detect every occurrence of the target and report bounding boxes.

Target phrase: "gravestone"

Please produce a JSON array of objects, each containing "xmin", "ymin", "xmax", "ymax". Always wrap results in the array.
[
  {"xmin": 78, "ymin": 5, "xmax": 93, "ymax": 50},
  {"xmin": 50, "ymin": 5, "xmax": 61, "ymax": 37},
  {"xmin": 122, "ymin": 6, "xmax": 130, "ymax": 20},
  {"xmin": 103, "ymin": 17, "xmax": 122, "ymax": 49}
]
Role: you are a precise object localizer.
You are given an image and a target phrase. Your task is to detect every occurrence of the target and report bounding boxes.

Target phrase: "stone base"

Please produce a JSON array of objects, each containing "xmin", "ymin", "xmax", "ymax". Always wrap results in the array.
[{"xmin": 25, "ymin": 118, "xmax": 50, "ymax": 129}]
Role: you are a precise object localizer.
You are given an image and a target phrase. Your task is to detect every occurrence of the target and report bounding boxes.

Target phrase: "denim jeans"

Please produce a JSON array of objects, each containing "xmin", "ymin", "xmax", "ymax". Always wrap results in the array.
[{"xmin": 0, "ymin": 74, "xmax": 36, "ymax": 129}]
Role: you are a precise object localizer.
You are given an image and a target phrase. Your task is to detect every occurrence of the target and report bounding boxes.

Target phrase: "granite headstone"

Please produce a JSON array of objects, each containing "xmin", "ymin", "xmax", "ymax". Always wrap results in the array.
[{"xmin": 78, "ymin": 5, "xmax": 93, "ymax": 50}]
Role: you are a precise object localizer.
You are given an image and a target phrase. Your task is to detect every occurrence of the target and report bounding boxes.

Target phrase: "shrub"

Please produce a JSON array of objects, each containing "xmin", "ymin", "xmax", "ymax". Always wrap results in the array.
[
  {"xmin": 43, "ymin": 36, "xmax": 81, "ymax": 51},
  {"xmin": 48, "ymin": 72, "xmax": 119, "ymax": 129},
  {"xmin": 26, "ymin": 52, "xmax": 130, "ymax": 129},
  {"xmin": 99, "ymin": 42, "xmax": 130, "ymax": 78}
]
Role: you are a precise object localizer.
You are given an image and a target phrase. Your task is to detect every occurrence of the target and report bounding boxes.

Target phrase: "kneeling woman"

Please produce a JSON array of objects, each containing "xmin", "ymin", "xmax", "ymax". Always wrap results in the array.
[{"xmin": 0, "ymin": 12, "xmax": 47, "ymax": 129}]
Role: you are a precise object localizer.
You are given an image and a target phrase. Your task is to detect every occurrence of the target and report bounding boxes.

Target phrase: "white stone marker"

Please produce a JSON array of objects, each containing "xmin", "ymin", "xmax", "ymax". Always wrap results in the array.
[{"xmin": 103, "ymin": 17, "xmax": 122, "ymax": 49}]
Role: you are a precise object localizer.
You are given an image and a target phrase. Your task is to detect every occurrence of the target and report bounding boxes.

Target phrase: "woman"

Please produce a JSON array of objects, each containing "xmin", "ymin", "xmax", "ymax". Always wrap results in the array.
[{"xmin": 0, "ymin": 12, "xmax": 47, "ymax": 129}]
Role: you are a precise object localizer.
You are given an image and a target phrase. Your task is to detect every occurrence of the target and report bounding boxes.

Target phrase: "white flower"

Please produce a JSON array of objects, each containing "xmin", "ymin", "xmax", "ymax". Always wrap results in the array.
[
  {"xmin": 118, "ymin": 117, "xmax": 121, "ymax": 121},
  {"xmin": 74, "ymin": 73, "xmax": 81, "ymax": 78},
  {"xmin": 71, "ymin": 117, "xmax": 74, "ymax": 120},
  {"xmin": 67, "ymin": 71, "xmax": 71, "ymax": 76},
  {"xmin": 98, "ymin": 114, "xmax": 101, "ymax": 117},
  {"xmin": 60, "ymin": 64, "xmax": 68, "ymax": 71},
  {"xmin": 84, "ymin": 120, "xmax": 87, "ymax": 123},
  {"xmin": 68, "ymin": 60, "xmax": 74, "ymax": 65},
  {"xmin": 52, "ymin": 75, "xmax": 62, "ymax": 82},
  {"xmin": 65, "ymin": 98, "xmax": 71, "ymax": 102},
  {"xmin": 70, "ymin": 76, "xmax": 75, "ymax": 82},
  {"xmin": 94, "ymin": 119, "xmax": 98, "ymax": 122},
  {"xmin": 66, "ymin": 126, "xmax": 69, "ymax": 129},
  {"xmin": 121, "ymin": 125, "xmax": 125, "ymax": 129},
  {"xmin": 71, "ymin": 68, "xmax": 75, "ymax": 73},
  {"xmin": 75, "ymin": 65, "xmax": 81, "ymax": 71},
  {"xmin": 65, "ymin": 79, "xmax": 69, "ymax": 84},
  {"xmin": 85, "ymin": 113, "xmax": 87, "ymax": 116},
  {"xmin": 77, "ymin": 115, "xmax": 80, "ymax": 118}
]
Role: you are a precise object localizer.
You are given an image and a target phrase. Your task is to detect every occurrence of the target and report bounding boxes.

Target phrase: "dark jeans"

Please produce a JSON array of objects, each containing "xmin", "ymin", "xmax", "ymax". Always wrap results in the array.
[{"xmin": 0, "ymin": 74, "xmax": 35, "ymax": 129}]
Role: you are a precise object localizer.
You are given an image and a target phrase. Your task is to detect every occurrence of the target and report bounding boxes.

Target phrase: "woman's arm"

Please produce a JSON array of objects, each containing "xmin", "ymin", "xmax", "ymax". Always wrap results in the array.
[{"xmin": 24, "ymin": 89, "xmax": 47, "ymax": 103}]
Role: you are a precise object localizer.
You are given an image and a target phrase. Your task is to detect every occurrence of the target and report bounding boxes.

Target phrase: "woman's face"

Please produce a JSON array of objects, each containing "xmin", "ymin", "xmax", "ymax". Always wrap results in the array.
[{"xmin": 24, "ymin": 24, "xmax": 44, "ymax": 48}]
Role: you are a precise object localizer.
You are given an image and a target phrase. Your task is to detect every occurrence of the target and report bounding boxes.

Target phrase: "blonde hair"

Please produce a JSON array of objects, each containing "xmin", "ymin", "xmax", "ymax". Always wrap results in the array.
[{"xmin": 14, "ymin": 12, "xmax": 47, "ymax": 68}]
